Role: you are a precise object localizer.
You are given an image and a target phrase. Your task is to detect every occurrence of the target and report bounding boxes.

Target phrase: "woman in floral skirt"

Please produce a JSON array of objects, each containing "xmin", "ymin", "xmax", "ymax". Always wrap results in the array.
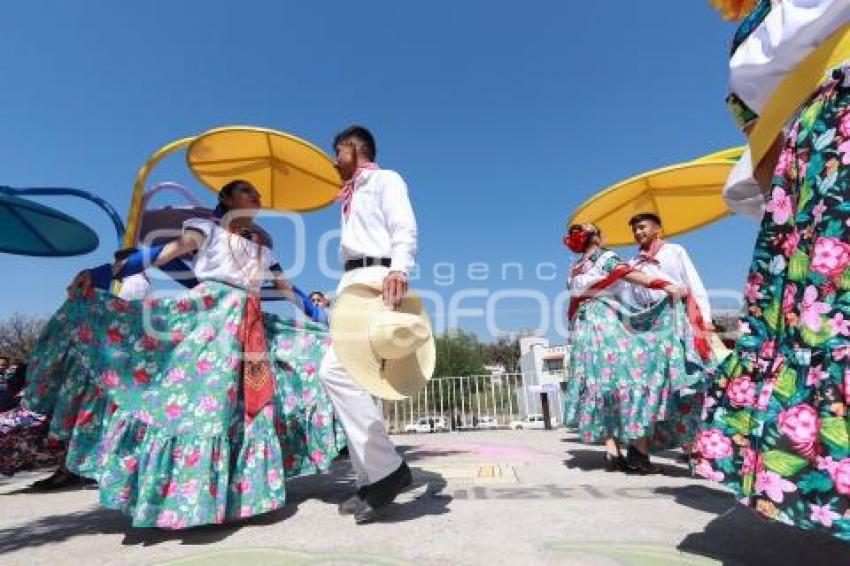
[
  {"xmin": 563, "ymin": 224, "xmax": 705, "ymax": 473},
  {"xmin": 1, "ymin": 179, "xmax": 343, "ymax": 529},
  {"xmin": 693, "ymin": 0, "xmax": 850, "ymax": 540}
]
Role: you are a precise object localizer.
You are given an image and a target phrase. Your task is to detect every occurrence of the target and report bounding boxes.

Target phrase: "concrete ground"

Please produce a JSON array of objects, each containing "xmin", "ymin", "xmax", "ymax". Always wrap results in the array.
[{"xmin": 2, "ymin": 429, "xmax": 850, "ymax": 566}]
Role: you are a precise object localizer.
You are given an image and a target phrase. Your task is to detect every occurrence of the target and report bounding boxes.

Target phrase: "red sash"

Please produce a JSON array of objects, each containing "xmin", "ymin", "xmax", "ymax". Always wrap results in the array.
[
  {"xmin": 239, "ymin": 294, "xmax": 274, "ymax": 419},
  {"xmin": 568, "ymin": 263, "xmax": 636, "ymax": 320},
  {"xmin": 568, "ymin": 262, "xmax": 711, "ymax": 362}
]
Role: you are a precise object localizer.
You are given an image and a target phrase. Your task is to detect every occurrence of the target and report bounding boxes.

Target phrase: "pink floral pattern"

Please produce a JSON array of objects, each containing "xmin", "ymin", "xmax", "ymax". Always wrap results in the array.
[
  {"xmin": 2, "ymin": 282, "xmax": 345, "ymax": 529},
  {"xmin": 564, "ymin": 250, "xmax": 707, "ymax": 448},
  {"xmin": 698, "ymin": 71, "xmax": 850, "ymax": 541}
]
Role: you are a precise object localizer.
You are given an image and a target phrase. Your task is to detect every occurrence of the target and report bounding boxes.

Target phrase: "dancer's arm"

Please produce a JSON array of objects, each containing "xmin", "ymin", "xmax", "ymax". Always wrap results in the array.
[
  {"xmin": 68, "ymin": 232, "xmax": 203, "ymax": 293},
  {"xmin": 622, "ymin": 270, "xmax": 688, "ymax": 302},
  {"xmin": 267, "ymin": 266, "xmax": 329, "ymax": 325},
  {"xmin": 381, "ymin": 171, "xmax": 417, "ymax": 309}
]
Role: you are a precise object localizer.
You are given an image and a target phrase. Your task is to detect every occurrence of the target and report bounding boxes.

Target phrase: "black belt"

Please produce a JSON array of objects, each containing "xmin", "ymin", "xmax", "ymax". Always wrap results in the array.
[{"xmin": 344, "ymin": 256, "xmax": 391, "ymax": 271}]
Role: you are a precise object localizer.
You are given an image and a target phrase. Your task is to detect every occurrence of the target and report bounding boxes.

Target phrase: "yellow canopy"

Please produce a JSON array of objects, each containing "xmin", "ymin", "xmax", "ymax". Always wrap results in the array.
[
  {"xmin": 186, "ymin": 126, "xmax": 341, "ymax": 213},
  {"xmin": 568, "ymin": 148, "xmax": 744, "ymax": 247}
]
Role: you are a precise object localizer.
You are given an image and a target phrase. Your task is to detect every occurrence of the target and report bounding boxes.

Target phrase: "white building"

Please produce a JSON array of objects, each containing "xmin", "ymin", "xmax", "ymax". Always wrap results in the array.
[
  {"xmin": 517, "ymin": 336, "xmax": 568, "ymax": 419},
  {"xmin": 519, "ymin": 336, "xmax": 568, "ymax": 384}
]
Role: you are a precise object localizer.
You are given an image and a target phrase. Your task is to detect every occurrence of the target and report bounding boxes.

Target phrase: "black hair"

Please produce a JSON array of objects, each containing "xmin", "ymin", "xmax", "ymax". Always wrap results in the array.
[
  {"xmin": 309, "ymin": 291, "xmax": 326, "ymax": 300},
  {"xmin": 333, "ymin": 125, "xmax": 377, "ymax": 161},
  {"xmin": 628, "ymin": 213, "xmax": 662, "ymax": 227},
  {"xmin": 215, "ymin": 179, "xmax": 256, "ymax": 217}
]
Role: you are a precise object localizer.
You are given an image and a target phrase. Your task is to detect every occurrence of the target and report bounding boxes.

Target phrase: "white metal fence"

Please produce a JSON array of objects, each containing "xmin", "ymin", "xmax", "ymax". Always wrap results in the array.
[{"xmin": 383, "ymin": 373, "xmax": 565, "ymax": 434}]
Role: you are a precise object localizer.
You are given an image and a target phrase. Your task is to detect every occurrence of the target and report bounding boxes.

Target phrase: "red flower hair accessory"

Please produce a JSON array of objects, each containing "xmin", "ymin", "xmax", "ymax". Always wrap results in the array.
[
  {"xmin": 710, "ymin": 0, "xmax": 757, "ymax": 21},
  {"xmin": 564, "ymin": 226, "xmax": 592, "ymax": 253}
]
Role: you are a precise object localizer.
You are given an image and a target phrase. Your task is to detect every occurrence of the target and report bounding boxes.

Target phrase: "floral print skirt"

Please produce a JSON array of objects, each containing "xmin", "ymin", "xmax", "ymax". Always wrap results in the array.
[
  {"xmin": 0, "ymin": 408, "xmax": 63, "ymax": 474},
  {"xmin": 563, "ymin": 296, "xmax": 708, "ymax": 449},
  {"xmin": 2, "ymin": 282, "xmax": 345, "ymax": 529},
  {"xmin": 693, "ymin": 69, "xmax": 850, "ymax": 541}
]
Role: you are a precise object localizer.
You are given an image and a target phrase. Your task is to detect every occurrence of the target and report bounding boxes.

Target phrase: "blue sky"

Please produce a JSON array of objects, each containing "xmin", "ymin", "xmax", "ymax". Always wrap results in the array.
[{"xmin": 0, "ymin": 1, "xmax": 758, "ymax": 342}]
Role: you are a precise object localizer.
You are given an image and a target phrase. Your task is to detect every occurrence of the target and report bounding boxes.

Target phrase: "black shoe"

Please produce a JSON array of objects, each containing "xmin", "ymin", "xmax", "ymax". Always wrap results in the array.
[
  {"xmin": 338, "ymin": 486, "xmax": 368, "ymax": 515},
  {"xmin": 352, "ymin": 498, "xmax": 381, "ymax": 525},
  {"xmin": 604, "ymin": 453, "xmax": 628, "ymax": 472},
  {"xmin": 626, "ymin": 446, "xmax": 660, "ymax": 475},
  {"xmin": 30, "ymin": 469, "xmax": 90, "ymax": 492},
  {"xmin": 354, "ymin": 462, "xmax": 413, "ymax": 524}
]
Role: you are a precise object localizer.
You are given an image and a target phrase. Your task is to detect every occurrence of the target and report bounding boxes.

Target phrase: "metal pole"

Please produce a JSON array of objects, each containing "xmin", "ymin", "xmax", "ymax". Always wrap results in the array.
[
  {"xmin": 439, "ymin": 378, "xmax": 445, "ymax": 424},
  {"xmin": 474, "ymin": 375, "xmax": 482, "ymax": 425},
  {"xmin": 490, "ymin": 376, "xmax": 498, "ymax": 425},
  {"xmin": 459, "ymin": 376, "xmax": 466, "ymax": 429},
  {"xmin": 541, "ymin": 391, "xmax": 552, "ymax": 431}
]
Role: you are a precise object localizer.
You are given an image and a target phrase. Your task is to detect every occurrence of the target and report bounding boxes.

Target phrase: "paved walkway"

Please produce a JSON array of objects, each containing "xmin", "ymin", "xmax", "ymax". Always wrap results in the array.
[{"xmin": 2, "ymin": 430, "xmax": 850, "ymax": 565}]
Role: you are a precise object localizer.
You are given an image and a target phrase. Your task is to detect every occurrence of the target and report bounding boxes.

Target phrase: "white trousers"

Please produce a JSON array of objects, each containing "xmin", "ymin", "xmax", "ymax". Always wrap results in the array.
[{"xmin": 320, "ymin": 344, "xmax": 402, "ymax": 487}]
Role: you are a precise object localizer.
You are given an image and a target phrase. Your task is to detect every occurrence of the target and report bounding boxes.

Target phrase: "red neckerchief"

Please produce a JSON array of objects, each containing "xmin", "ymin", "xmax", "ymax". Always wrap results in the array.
[
  {"xmin": 634, "ymin": 238, "xmax": 666, "ymax": 266},
  {"xmin": 337, "ymin": 162, "xmax": 379, "ymax": 221}
]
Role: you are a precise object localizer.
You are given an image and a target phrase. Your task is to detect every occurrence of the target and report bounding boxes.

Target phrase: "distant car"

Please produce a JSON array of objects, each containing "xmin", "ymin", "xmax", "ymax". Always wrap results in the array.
[
  {"xmin": 404, "ymin": 416, "xmax": 448, "ymax": 433},
  {"xmin": 476, "ymin": 416, "xmax": 499, "ymax": 429},
  {"xmin": 510, "ymin": 414, "xmax": 557, "ymax": 430}
]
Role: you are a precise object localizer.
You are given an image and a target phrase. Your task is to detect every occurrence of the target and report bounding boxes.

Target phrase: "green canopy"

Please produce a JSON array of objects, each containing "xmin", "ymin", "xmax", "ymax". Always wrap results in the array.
[{"xmin": 0, "ymin": 192, "xmax": 99, "ymax": 257}]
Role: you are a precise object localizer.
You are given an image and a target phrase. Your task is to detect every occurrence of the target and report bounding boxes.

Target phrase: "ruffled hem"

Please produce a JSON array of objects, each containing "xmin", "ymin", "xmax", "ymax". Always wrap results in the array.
[
  {"xmin": 563, "ymin": 388, "xmax": 701, "ymax": 448},
  {"xmin": 71, "ymin": 404, "xmax": 341, "ymax": 529},
  {"xmin": 0, "ymin": 356, "xmax": 112, "ymax": 477},
  {"xmin": 0, "ymin": 408, "xmax": 62, "ymax": 475}
]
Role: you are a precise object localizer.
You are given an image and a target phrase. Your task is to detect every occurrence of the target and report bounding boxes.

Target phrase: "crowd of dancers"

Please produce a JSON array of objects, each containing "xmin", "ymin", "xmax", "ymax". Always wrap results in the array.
[{"xmin": 1, "ymin": 0, "xmax": 849, "ymax": 546}]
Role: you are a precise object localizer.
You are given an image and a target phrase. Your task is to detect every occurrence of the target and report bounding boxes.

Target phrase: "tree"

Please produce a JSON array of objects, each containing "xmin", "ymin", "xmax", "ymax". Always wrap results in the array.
[
  {"xmin": 482, "ymin": 335, "xmax": 521, "ymax": 373},
  {"xmin": 434, "ymin": 330, "xmax": 486, "ymax": 378},
  {"xmin": 0, "ymin": 313, "xmax": 47, "ymax": 360}
]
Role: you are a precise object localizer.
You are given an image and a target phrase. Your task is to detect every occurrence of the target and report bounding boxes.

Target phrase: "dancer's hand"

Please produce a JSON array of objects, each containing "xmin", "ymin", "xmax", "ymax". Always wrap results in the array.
[
  {"xmin": 383, "ymin": 271, "xmax": 408, "ymax": 309},
  {"xmin": 665, "ymin": 284, "xmax": 689, "ymax": 302},
  {"xmin": 67, "ymin": 270, "xmax": 92, "ymax": 295}
]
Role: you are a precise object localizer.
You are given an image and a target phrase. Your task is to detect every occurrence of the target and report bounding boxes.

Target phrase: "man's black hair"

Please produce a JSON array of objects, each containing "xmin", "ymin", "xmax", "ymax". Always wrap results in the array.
[
  {"xmin": 628, "ymin": 212, "xmax": 662, "ymax": 227},
  {"xmin": 333, "ymin": 125, "xmax": 377, "ymax": 161}
]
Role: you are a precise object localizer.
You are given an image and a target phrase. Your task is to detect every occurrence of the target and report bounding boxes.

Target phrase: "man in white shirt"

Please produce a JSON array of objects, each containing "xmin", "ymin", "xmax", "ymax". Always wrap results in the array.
[
  {"xmin": 627, "ymin": 213, "xmax": 713, "ymax": 328},
  {"xmin": 319, "ymin": 126, "xmax": 417, "ymax": 524}
]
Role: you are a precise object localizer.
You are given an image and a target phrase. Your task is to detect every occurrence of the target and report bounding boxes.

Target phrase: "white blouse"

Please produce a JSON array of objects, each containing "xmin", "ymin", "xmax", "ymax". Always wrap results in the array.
[
  {"xmin": 723, "ymin": 148, "xmax": 766, "ymax": 219},
  {"xmin": 724, "ymin": 0, "xmax": 850, "ymax": 219},
  {"xmin": 183, "ymin": 218, "xmax": 275, "ymax": 292},
  {"xmin": 730, "ymin": 0, "xmax": 850, "ymax": 115},
  {"xmin": 569, "ymin": 250, "xmax": 624, "ymax": 295},
  {"xmin": 118, "ymin": 274, "xmax": 152, "ymax": 300}
]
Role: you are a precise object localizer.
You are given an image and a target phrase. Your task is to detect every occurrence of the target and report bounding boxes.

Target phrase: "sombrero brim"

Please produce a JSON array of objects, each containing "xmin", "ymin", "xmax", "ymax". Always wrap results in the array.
[{"xmin": 330, "ymin": 283, "xmax": 435, "ymax": 400}]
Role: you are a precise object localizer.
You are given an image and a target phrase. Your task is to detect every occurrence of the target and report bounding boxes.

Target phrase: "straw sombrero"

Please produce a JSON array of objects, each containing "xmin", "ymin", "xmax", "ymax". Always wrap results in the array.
[{"xmin": 330, "ymin": 282, "xmax": 435, "ymax": 400}]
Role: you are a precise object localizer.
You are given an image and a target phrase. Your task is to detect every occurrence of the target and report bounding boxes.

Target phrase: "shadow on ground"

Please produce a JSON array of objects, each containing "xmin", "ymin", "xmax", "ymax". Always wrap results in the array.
[
  {"xmin": 564, "ymin": 448, "xmax": 693, "ymax": 478},
  {"xmin": 680, "ymin": 505, "xmax": 850, "ymax": 565},
  {"xmin": 659, "ymin": 486, "xmax": 850, "ymax": 565},
  {"xmin": 0, "ymin": 456, "xmax": 450, "ymax": 552}
]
